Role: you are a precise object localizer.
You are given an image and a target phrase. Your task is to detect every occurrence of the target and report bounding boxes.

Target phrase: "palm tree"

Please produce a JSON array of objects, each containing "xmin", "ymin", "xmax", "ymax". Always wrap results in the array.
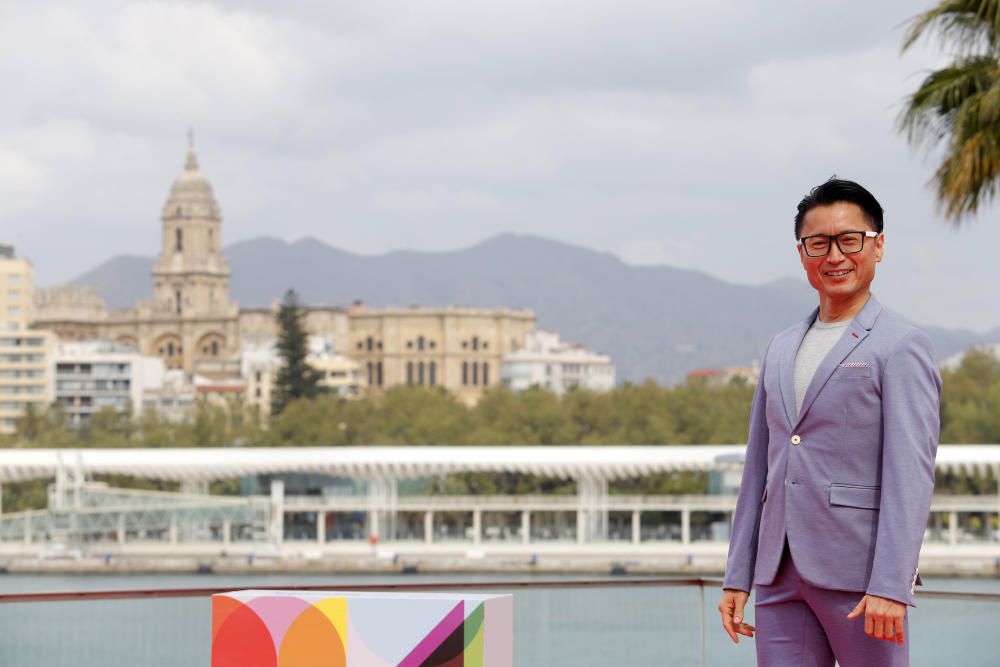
[{"xmin": 899, "ymin": 1, "xmax": 1000, "ymax": 222}]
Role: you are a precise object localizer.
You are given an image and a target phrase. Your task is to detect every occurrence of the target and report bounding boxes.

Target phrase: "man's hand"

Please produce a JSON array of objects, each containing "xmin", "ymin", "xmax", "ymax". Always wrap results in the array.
[
  {"xmin": 718, "ymin": 588, "xmax": 755, "ymax": 644},
  {"xmin": 846, "ymin": 594, "xmax": 906, "ymax": 645}
]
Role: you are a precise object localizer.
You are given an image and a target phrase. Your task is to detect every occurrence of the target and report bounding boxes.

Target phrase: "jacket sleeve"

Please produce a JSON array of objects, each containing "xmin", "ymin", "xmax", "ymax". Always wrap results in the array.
[
  {"xmin": 865, "ymin": 329, "xmax": 941, "ymax": 607},
  {"xmin": 722, "ymin": 340, "xmax": 772, "ymax": 593}
]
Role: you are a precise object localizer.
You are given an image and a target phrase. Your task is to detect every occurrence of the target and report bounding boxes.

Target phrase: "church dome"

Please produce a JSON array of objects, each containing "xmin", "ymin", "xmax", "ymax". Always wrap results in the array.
[{"xmin": 162, "ymin": 143, "xmax": 221, "ymax": 221}]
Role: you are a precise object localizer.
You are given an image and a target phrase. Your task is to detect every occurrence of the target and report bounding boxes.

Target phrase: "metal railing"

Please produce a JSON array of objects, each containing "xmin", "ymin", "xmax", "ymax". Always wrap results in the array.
[{"xmin": 0, "ymin": 578, "xmax": 997, "ymax": 666}]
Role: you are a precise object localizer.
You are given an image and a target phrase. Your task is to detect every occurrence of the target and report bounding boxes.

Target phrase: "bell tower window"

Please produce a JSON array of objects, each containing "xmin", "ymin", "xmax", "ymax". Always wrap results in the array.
[
  {"xmin": 175, "ymin": 228, "xmax": 183, "ymax": 252},
  {"xmin": 175, "ymin": 290, "xmax": 182, "ymax": 315}
]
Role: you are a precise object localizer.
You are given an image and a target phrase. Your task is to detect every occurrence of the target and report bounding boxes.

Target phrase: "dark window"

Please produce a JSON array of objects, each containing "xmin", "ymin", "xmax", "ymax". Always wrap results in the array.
[
  {"xmin": 417, "ymin": 336, "xmax": 425, "ymax": 351},
  {"xmin": 167, "ymin": 342, "xmax": 174, "ymax": 356},
  {"xmin": 429, "ymin": 341, "xmax": 436, "ymax": 349},
  {"xmin": 418, "ymin": 361, "xmax": 425, "ymax": 385},
  {"xmin": 367, "ymin": 361, "xmax": 373, "ymax": 385},
  {"xmin": 483, "ymin": 362, "xmax": 489, "ymax": 386},
  {"xmin": 407, "ymin": 361, "xmax": 414, "ymax": 385},
  {"xmin": 211, "ymin": 340, "xmax": 219, "ymax": 355},
  {"xmin": 483, "ymin": 341, "xmax": 489, "ymax": 350},
  {"xmin": 429, "ymin": 361, "xmax": 436, "ymax": 386},
  {"xmin": 377, "ymin": 361, "xmax": 383, "ymax": 386},
  {"xmin": 377, "ymin": 341, "xmax": 383, "ymax": 350},
  {"xmin": 462, "ymin": 341, "xmax": 468, "ymax": 349},
  {"xmin": 175, "ymin": 290, "xmax": 182, "ymax": 315},
  {"xmin": 255, "ymin": 371, "xmax": 261, "ymax": 382},
  {"xmin": 462, "ymin": 361, "xmax": 468, "ymax": 386},
  {"xmin": 472, "ymin": 361, "xmax": 478, "ymax": 385},
  {"xmin": 366, "ymin": 336, "xmax": 373, "ymax": 352},
  {"xmin": 407, "ymin": 341, "xmax": 413, "ymax": 349},
  {"xmin": 255, "ymin": 387, "xmax": 261, "ymax": 398},
  {"xmin": 472, "ymin": 336, "xmax": 479, "ymax": 351},
  {"xmin": 175, "ymin": 228, "xmax": 183, "ymax": 252}
]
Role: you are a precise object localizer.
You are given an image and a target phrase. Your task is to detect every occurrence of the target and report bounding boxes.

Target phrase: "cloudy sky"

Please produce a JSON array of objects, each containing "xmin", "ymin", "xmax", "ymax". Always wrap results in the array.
[{"xmin": 2, "ymin": 1, "xmax": 997, "ymax": 331}]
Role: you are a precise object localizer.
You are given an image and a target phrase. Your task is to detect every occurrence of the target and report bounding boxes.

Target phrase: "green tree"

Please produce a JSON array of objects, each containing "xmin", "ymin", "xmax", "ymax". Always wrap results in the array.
[
  {"xmin": 15, "ymin": 403, "xmax": 43, "ymax": 442},
  {"xmin": 940, "ymin": 347, "xmax": 1000, "ymax": 443},
  {"xmin": 900, "ymin": 1, "xmax": 1000, "ymax": 221},
  {"xmin": 271, "ymin": 289, "xmax": 320, "ymax": 416},
  {"xmin": 15, "ymin": 402, "xmax": 75, "ymax": 447}
]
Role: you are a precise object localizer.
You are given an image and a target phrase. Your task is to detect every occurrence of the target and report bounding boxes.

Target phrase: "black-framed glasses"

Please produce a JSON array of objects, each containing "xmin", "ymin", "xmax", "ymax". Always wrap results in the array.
[{"xmin": 798, "ymin": 230, "xmax": 879, "ymax": 257}]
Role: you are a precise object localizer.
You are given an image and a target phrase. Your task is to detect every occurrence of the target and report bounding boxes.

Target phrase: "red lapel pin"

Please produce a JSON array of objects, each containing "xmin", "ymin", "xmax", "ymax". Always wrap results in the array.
[{"xmin": 851, "ymin": 332, "xmax": 859, "ymax": 339}]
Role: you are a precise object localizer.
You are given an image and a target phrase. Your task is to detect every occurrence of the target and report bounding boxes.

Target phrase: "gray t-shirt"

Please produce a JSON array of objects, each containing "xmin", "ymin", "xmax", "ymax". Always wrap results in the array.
[{"xmin": 793, "ymin": 318, "xmax": 851, "ymax": 417}]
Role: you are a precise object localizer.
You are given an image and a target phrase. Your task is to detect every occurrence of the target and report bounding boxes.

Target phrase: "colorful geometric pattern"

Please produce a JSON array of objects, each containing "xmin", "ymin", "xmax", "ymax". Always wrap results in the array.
[{"xmin": 212, "ymin": 590, "xmax": 513, "ymax": 667}]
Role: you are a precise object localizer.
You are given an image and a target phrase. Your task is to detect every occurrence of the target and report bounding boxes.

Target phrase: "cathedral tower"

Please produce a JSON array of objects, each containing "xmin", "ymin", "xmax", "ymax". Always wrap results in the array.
[{"xmin": 148, "ymin": 136, "xmax": 239, "ymax": 372}]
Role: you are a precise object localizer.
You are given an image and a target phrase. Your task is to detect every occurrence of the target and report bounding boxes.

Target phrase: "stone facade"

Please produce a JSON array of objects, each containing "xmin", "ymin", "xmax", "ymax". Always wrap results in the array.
[
  {"xmin": 350, "ymin": 305, "xmax": 535, "ymax": 405},
  {"xmin": 31, "ymin": 143, "xmax": 537, "ymax": 410},
  {"xmin": 34, "ymin": 143, "xmax": 240, "ymax": 378}
]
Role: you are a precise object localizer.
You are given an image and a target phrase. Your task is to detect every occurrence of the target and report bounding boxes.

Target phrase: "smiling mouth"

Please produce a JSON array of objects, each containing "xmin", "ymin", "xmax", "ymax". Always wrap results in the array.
[{"xmin": 825, "ymin": 269, "xmax": 852, "ymax": 278}]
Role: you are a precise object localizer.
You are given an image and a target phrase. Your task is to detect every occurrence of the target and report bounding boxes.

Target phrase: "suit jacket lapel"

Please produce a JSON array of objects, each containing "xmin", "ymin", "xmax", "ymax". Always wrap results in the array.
[
  {"xmin": 779, "ymin": 309, "xmax": 816, "ymax": 428},
  {"xmin": 794, "ymin": 294, "xmax": 883, "ymax": 428}
]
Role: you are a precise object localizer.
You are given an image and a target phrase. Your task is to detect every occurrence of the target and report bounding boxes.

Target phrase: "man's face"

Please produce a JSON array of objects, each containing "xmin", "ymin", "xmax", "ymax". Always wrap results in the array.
[{"xmin": 797, "ymin": 202, "xmax": 884, "ymax": 302}]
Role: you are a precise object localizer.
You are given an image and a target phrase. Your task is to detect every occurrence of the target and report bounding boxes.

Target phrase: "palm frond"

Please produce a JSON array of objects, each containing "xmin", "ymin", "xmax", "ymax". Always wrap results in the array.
[
  {"xmin": 902, "ymin": 0, "xmax": 1000, "ymax": 54},
  {"xmin": 898, "ymin": 56, "xmax": 1000, "ymax": 147},
  {"xmin": 932, "ymin": 122, "xmax": 1000, "ymax": 220}
]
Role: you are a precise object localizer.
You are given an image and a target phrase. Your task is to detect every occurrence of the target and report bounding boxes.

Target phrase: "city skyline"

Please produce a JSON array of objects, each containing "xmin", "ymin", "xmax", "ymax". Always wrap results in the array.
[{"xmin": 4, "ymin": 1, "xmax": 1000, "ymax": 333}]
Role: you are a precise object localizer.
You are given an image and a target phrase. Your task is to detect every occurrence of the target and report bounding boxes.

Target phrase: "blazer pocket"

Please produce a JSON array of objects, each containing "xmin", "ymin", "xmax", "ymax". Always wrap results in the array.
[
  {"xmin": 829, "ymin": 483, "xmax": 881, "ymax": 509},
  {"xmin": 832, "ymin": 366, "xmax": 872, "ymax": 379}
]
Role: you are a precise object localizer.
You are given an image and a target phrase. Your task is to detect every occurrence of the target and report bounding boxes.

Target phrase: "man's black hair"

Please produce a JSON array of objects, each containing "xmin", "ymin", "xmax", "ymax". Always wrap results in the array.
[{"xmin": 794, "ymin": 178, "xmax": 884, "ymax": 239}]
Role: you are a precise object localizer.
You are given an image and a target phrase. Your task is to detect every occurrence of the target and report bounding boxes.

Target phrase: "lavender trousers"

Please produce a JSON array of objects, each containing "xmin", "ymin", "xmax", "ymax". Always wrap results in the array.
[{"xmin": 754, "ymin": 539, "xmax": 909, "ymax": 666}]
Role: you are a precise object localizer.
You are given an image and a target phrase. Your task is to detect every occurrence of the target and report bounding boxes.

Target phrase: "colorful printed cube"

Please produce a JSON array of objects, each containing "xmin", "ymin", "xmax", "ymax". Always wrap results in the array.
[{"xmin": 212, "ymin": 590, "xmax": 513, "ymax": 667}]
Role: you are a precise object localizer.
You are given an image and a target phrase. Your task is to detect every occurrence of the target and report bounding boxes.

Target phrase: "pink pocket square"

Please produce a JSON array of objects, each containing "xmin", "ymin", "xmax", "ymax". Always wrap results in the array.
[{"xmin": 839, "ymin": 361, "xmax": 870, "ymax": 368}]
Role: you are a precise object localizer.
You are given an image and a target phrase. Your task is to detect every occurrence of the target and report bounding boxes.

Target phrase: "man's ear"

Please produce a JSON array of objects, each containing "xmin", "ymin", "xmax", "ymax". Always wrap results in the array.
[{"xmin": 874, "ymin": 233, "xmax": 885, "ymax": 263}]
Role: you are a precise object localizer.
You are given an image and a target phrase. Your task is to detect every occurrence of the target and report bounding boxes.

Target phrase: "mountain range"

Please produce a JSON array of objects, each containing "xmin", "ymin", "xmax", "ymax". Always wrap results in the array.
[{"xmin": 66, "ymin": 234, "xmax": 996, "ymax": 384}]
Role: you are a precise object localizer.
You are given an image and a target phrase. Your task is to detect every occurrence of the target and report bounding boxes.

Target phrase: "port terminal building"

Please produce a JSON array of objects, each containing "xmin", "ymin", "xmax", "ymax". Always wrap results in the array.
[{"xmin": 0, "ymin": 446, "xmax": 997, "ymax": 570}]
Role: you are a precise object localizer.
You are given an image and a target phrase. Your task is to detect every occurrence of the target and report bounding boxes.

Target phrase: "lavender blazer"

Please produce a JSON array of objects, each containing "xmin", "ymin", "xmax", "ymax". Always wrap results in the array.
[{"xmin": 722, "ymin": 295, "xmax": 941, "ymax": 607}]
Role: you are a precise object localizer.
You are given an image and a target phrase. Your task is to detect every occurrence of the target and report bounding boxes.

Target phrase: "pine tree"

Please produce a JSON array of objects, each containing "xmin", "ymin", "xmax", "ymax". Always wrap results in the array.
[{"xmin": 272, "ymin": 289, "xmax": 320, "ymax": 416}]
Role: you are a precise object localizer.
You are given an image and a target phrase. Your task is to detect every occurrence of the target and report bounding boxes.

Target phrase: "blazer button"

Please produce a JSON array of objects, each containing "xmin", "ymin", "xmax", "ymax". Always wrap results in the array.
[{"xmin": 790, "ymin": 435, "xmax": 801, "ymax": 445}]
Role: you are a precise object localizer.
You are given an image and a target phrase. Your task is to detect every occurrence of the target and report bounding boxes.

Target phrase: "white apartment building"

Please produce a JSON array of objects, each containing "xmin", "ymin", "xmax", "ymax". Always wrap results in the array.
[
  {"xmin": 0, "ymin": 245, "xmax": 54, "ymax": 434},
  {"xmin": 501, "ymin": 330, "xmax": 615, "ymax": 396},
  {"xmin": 142, "ymin": 369, "xmax": 196, "ymax": 422},
  {"xmin": 55, "ymin": 341, "xmax": 165, "ymax": 426}
]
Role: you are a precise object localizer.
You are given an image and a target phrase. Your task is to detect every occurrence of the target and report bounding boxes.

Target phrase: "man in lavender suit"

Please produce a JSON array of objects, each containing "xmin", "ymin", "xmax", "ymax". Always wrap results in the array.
[{"xmin": 717, "ymin": 179, "xmax": 941, "ymax": 666}]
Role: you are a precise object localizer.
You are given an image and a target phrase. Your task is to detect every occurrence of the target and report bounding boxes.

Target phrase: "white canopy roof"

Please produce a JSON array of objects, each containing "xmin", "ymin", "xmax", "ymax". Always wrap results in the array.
[{"xmin": 0, "ymin": 445, "xmax": 996, "ymax": 483}]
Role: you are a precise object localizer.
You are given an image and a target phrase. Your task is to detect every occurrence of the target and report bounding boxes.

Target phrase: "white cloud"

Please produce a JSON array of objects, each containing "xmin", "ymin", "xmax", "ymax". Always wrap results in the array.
[
  {"xmin": 0, "ymin": 149, "xmax": 47, "ymax": 212},
  {"xmin": 1, "ymin": 0, "xmax": 998, "ymax": 332}
]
